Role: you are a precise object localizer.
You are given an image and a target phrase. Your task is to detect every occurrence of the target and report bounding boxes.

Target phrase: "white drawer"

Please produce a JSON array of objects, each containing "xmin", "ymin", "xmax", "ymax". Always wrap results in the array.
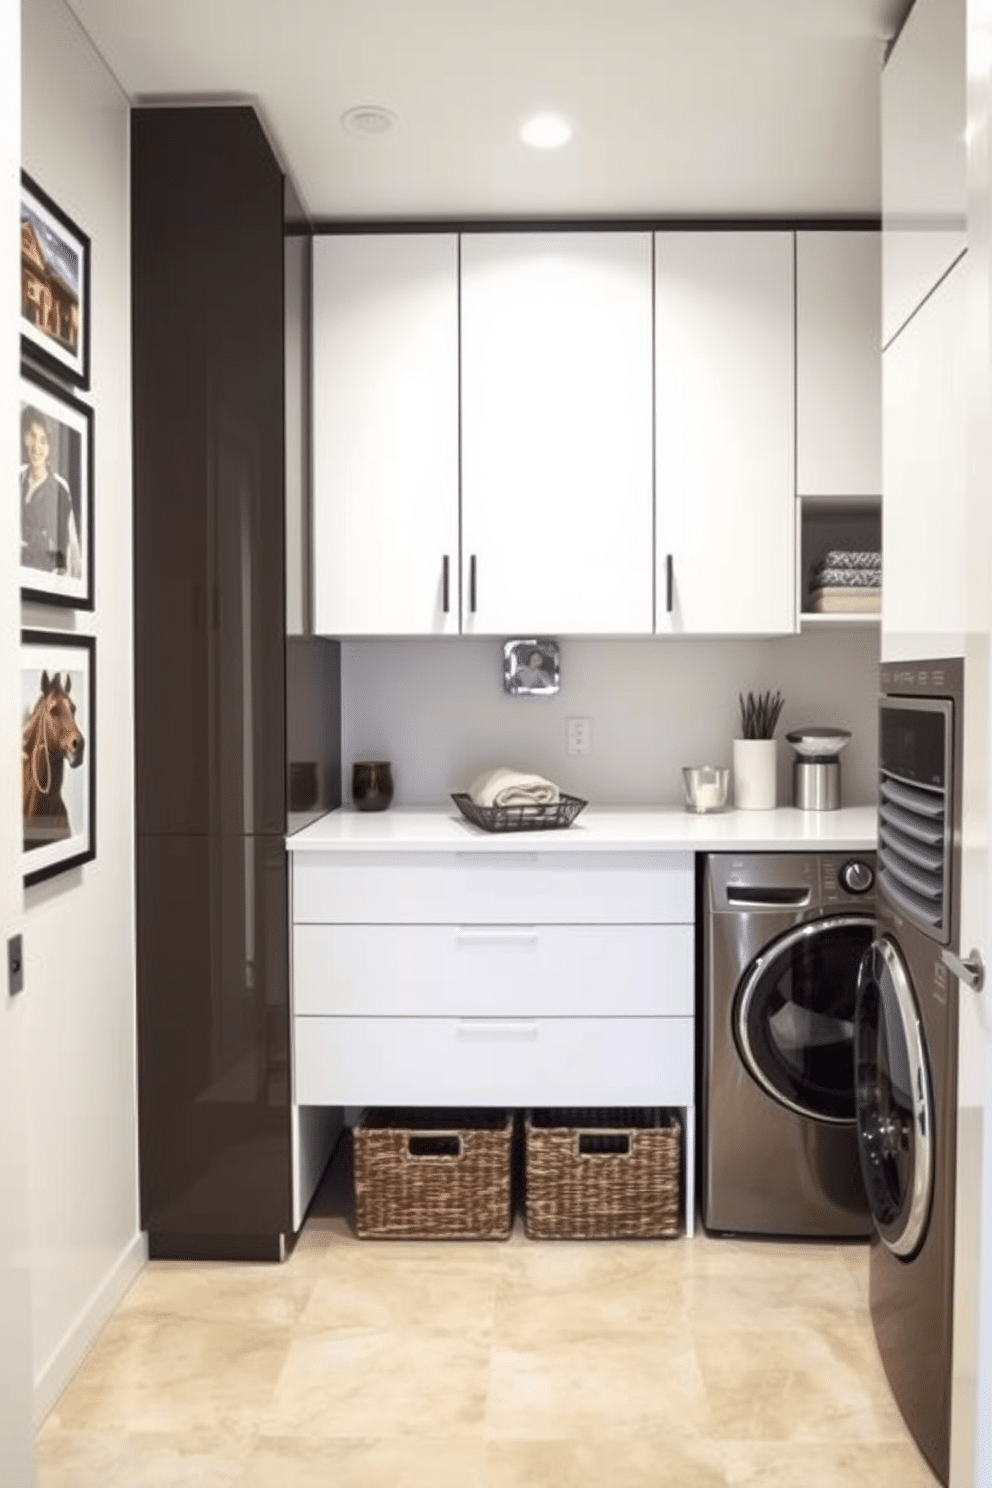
[
  {"xmin": 292, "ymin": 850, "xmax": 693, "ymax": 925},
  {"xmin": 294, "ymin": 1015, "xmax": 694, "ymax": 1107},
  {"xmin": 293, "ymin": 923, "xmax": 693, "ymax": 1017}
]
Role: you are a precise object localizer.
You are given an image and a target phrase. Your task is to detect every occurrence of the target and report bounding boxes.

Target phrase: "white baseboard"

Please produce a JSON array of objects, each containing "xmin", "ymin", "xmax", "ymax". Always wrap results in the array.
[{"xmin": 33, "ymin": 1229, "xmax": 148, "ymax": 1429}]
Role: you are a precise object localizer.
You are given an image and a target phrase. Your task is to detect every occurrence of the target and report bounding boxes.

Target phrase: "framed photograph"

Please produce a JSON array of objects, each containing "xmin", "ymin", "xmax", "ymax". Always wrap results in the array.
[
  {"xmin": 19, "ymin": 365, "xmax": 94, "ymax": 608},
  {"xmin": 20, "ymin": 172, "xmax": 90, "ymax": 389},
  {"xmin": 503, "ymin": 637, "xmax": 561, "ymax": 696},
  {"xmin": 21, "ymin": 630, "xmax": 96, "ymax": 887}
]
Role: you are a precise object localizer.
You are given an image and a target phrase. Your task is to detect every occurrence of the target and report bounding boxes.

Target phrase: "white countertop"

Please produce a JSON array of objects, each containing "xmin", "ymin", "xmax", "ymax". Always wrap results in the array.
[{"xmin": 287, "ymin": 804, "xmax": 877, "ymax": 854}]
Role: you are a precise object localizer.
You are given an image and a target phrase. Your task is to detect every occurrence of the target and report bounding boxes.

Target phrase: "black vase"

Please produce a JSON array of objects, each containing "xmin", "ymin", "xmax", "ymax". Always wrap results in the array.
[{"xmin": 352, "ymin": 760, "xmax": 394, "ymax": 812}]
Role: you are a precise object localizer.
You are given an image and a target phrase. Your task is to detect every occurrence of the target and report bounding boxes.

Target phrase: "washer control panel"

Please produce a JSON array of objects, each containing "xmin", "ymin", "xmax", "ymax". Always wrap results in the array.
[{"xmin": 839, "ymin": 858, "xmax": 875, "ymax": 896}]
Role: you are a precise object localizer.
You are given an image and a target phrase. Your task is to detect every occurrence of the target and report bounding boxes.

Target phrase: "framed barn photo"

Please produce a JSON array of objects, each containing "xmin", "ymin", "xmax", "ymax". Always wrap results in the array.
[
  {"xmin": 19, "ymin": 366, "xmax": 94, "ymax": 608},
  {"xmin": 20, "ymin": 172, "xmax": 90, "ymax": 389},
  {"xmin": 21, "ymin": 630, "xmax": 96, "ymax": 888}
]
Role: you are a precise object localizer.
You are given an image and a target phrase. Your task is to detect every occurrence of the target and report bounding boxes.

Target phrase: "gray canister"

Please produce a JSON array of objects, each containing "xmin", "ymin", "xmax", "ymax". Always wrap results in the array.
[{"xmin": 793, "ymin": 757, "xmax": 841, "ymax": 810}]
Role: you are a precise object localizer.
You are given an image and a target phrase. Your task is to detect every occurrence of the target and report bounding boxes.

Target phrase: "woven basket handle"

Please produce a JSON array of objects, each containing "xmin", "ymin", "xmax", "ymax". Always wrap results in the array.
[
  {"xmin": 576, "ymin": 1132, "xmax": 631, "ymax": 1158},
  {"xmin": 406, "ymin": 1134, "xmax": 463, "ymax": 1160}
]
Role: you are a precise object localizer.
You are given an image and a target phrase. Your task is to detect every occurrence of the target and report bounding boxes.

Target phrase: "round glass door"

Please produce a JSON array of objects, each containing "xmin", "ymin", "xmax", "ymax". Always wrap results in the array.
[
  {"xmin": 854, "ymin": 935, "xmax": 933, "ymax": 1258},
  {"xmin": 735, "ymin": 915, "xmax": 875, "ymax": 1123}
]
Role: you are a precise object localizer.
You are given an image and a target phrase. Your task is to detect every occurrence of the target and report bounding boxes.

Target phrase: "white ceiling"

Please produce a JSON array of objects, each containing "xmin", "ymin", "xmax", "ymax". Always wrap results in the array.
[{"xmin": 65, "ymin": 0, "xmax": 911, "ymax": 222}]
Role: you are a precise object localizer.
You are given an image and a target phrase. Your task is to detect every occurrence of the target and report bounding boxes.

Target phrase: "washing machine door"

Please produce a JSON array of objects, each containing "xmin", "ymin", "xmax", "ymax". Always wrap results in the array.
[
  {"xmin": 854, "ymin": 935, "xmax": 934, "ymax": 1258},
  {"xmin": 735, "ymin": 914, "xmax": 875, "ymax": 1123}
]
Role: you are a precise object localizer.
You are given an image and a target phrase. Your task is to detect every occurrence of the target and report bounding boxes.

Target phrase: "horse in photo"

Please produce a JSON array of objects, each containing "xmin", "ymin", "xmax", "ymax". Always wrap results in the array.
[{"xmin": 22, "ymin": 669, "xmax": 85, "ymax": 850}]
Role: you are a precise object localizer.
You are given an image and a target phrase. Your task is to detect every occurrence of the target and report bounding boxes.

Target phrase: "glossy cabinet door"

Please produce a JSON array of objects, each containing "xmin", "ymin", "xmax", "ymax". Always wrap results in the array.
[
  {"xmin": 312, "ymin": 233, "xmax": 460, "ymax": 636},
  {"xmin": 796, "ymin": 231, "xmax": 881, "ymax": 498},
  {"xmin": 460, "ymin": 232, "xmax": 654, "ymax": 635},
  {"xmin": 882, "ymin": 255, "xmax": 968, "ymax": 661},
  {"xmin": 655, "ymin": 231, "xmax": 795, "ymax": 635},
  {"xmin": 882, "ymin": 0, "xmax": 966, "ymax": 345}
]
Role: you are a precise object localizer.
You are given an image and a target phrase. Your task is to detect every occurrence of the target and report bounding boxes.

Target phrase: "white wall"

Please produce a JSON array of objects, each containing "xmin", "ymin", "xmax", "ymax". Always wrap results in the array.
[
  {"xmin": 341, "ymin": 627, "xmax": 881, "ymax": 809},
  {"xmin": 21, "ymin": 0, "xmax": 142, "ymax": 1423},
  {"xmin": 3, "ymin": 0, "xmax": 36, "ymax": 1478}
]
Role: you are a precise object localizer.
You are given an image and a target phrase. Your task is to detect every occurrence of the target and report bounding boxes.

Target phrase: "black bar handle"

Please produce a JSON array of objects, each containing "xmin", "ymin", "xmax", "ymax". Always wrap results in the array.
[
  {"xmin": 666, "ymin": 553, "xmax": 674, "ymax": 613},
  {"xmin": 442, "ymin": 554, "xmax": 450, "ymax": 614},
  {"xmin": 470, "ymin": 554, "xmax": 477, "ymax": 613}
]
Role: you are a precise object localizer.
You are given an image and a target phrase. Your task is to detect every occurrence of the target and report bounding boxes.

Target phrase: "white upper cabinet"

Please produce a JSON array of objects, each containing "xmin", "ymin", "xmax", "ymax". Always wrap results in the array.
[
  {"xmin": 312, "ymin": 234, "xmax": 459, "ymax": 636},
  {"xmin": 460, "ymin": 233, "xmax": 654, "ymax": 636},
  {"xmin": 796, "ymin": 232, "xmax": 881, "ymax": 498},
  {"xmin": 882, "ymin": 254, "xmax": 968, "ymax": 661},
  {"xmin": 654, "ymin": 231, "xmax": 795, "ymax": 636},
  {"xmin": 882, "ymin": 0, "xmax": 966, "ymax": 345}
]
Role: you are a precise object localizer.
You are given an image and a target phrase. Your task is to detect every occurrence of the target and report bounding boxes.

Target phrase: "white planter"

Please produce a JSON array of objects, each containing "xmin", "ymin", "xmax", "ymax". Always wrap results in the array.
[{"xmin": 733, "ymin": 738, "xmax": 777, "ymax": 810}]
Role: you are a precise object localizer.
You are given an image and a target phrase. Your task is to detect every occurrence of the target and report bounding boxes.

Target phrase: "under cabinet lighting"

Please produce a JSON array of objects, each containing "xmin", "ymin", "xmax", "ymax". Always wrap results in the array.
[{"xmin": 519, "ymin": 113, "xmax": 572, "ymax": 149}]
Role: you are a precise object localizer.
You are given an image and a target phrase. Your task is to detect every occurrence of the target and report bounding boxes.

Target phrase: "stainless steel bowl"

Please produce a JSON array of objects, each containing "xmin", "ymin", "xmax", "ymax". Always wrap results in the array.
[
  {"xmin": 785, "ymin": 727, "xmax": 852, "ymax": 759},
  {"xmin": 682, "ymin": 766, "xmax": 730, "ymax": 813}
]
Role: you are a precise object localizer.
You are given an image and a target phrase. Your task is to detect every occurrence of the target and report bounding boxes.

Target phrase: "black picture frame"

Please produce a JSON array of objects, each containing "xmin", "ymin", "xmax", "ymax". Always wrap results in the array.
[
  {"xmin": 19, "ymin": 365, "xmax": 94, "ymax": 609},
  {"xmin": 20, "ymin": 171, "xmax": 90, "ymax": 390},
  {"xmin": 21, "ymin": 629, "xmax": 96, "ymax": 887}
]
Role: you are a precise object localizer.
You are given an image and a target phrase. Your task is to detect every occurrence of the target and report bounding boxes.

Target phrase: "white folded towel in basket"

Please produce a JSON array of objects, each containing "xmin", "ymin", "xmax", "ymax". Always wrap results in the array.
[{"xmin": 468, "ymin": 767, "xmax": 561, "ymax": 808}]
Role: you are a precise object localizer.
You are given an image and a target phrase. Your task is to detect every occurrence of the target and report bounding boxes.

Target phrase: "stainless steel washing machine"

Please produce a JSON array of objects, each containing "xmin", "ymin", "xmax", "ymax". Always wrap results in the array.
[
  {"xmin": 853, "ymin": 658, "xmax": 964, "ymax": 1487},
  {"xmin": 702, "ymin": 851, "xmax": 876, "ymax": 1237}
]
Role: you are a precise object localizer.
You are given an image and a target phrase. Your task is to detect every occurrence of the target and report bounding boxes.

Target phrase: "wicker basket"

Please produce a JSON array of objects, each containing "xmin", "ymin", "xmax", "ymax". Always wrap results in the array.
[
  {"xmin": 353, "ymin": 1109, "xmax": 513, "ymax": 1240},
  {"xmin": 524, "ymin": 1108, "xmax": 682, "ymax": 1240}
]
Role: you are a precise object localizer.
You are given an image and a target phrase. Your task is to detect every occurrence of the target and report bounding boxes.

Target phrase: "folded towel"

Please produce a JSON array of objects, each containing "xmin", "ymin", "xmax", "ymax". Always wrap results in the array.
[
  {"xmin": 808, "ymin": 567, "xmax": 882, "ymax": 589},
  {"xmin": 469, "ymin": 767, "xmax": 561, "ymax": 808},
  {"xmin": 814, "ymin": 549, "xmax": 881, "ymax": 574}
]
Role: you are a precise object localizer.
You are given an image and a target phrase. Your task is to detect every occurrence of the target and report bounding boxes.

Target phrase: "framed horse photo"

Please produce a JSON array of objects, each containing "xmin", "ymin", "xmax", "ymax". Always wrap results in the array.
[
  {"xmin": 21, "ymin": 630, "xmax": 96, "ymax": 888},
  {"xmin": 19, "ymin": 366, "xmax": 94, "ymax": 608},
  {"xmin": 20, "ymin": 172, "xmax": 90, "ymax": 390}
]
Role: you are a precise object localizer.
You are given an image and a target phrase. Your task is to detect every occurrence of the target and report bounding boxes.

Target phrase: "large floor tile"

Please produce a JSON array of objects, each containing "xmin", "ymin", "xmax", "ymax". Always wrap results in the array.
[
  {"xmin": 485, "ymin": 1335, "xmax": 710, "ymax": 1440},
  {"xmin": 260, "ymin": 1328, "xmax": 491, "ymax": 1439},
  {"xmin": 681, "ymin": 1236, "xmax": 869, "ymax": 1329},
  {"xmin": 719, "ymin": 1438, "xmax": 941, "ymax": 1486},
  {"xmin": 116, "ymin": 1256, "xmax": 321, "ymax": 1329},
  {"xmin": 300, "ymin": 1242, "xmax": 501, "ymax": 1335},
  {"xmin": 485, "ymin": 1435, "xmax": 729, "ymax": 1487},
  {"xmin": 45, "ymin": 1312, "xmax": 290, "ymax": 1442},
  {"xmin": 241, "ymin": 1435, "xmax": 487, "ymax": 1487},
  {"xmin": 696, "ymin": 1323, "xmax": 911, "ymax": 1442},
  {"xmin": 34, "ymin": 1427, "xmax": 248, "ymax": 1488}
]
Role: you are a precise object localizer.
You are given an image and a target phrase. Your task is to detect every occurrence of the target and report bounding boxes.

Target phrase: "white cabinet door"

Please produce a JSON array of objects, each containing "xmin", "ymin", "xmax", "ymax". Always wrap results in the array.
[
  {"xmin": 655, "ymin": 231, "xmax": 795, "ymax": 635},
  {"xmin": 882, "ymin": 0, "xmax": 966, "ymax": 345},
  {"xmin": 796, "ymin": 232, "xmax": 881, "ymax": 498},
  {"xmin": 460, "ymin": 232, "xmax": 654, "ymax": 635},
  {"xmin": 882, "ymin": 254, "xmax": 968, "ymax": 661},
  {"xmin": 312, "ymin": 234, "xmax": 459, "ymax": 635}
]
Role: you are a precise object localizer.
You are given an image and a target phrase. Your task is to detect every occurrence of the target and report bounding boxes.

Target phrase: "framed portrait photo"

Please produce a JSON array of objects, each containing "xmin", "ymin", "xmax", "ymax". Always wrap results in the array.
[
  {"xmin": 19, "ymin": 366, "xmax": 94, "ymax": 608},
  {"xmin": 20, "ymin": 172, "xmax": 90, "ymax": 390},
  {"xmin": 21, "ymin": 630, "xmax": 96, "ymax": 887}
]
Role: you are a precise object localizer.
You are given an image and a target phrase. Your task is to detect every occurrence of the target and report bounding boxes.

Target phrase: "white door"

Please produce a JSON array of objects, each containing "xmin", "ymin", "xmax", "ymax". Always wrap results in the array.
[
  {"xmin": 460, "ymin": 232, "xmax": 654, "ymax": 636},
  {"xmin": 654, "ymin": 231, "xmax": 795, "ymax": 636},
  {"xmin": 312, "ymin": 234, "xmax": 459, "ymax": 636},
  {"xmin": 1, "ymin": 0, "xmax": 36, "ymax": 1478}
]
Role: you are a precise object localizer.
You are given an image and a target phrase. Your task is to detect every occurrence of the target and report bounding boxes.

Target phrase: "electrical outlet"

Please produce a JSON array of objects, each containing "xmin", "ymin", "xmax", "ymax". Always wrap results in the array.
[{"xmin": 567, "ymin": 717, "xmax": 592, "ymax": 756}]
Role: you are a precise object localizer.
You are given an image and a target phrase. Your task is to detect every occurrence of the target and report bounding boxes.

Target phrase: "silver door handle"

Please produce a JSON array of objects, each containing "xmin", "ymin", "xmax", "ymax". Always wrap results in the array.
[{"xmin": 941, "ymin": 947, "xmax": 985, "ymax": 992}]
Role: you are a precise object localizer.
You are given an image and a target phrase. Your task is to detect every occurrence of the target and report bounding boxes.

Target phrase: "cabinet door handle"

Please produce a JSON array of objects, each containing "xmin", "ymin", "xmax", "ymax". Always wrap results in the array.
[
  {"xmin": 456, "ymin": 1019, "xmax": 538, "ymax": 1041},
  {"xmin": 454, "ymin": 927, "xmax": 539, "ymax": 946},
  {"xmin": 469, "ymin": 554, "xmax": 477, "ymax": 613},
  {"xmin": 666, "ymin": 554, "xmax": 674, "ymax": 613},
  {"xmin": 442, "ymin": 554, "xmax": 450, "ymax": 614}
]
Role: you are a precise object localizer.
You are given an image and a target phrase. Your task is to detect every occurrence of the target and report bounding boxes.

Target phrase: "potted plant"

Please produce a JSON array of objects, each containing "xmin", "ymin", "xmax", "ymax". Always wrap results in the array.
[{"xmin": 733, "ymin": 690, "xmax": 784, "ymax": 810}]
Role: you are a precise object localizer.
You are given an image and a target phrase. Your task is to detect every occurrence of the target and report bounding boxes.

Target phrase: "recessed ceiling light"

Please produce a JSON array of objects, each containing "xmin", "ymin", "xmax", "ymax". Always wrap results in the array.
[
  {"xmin": 341, "ymin": 106, "xmax": 398, "ymax": 138},
  {"xmin": 519, "ymin": 113, "xmax": 572, "ymax": 150}
]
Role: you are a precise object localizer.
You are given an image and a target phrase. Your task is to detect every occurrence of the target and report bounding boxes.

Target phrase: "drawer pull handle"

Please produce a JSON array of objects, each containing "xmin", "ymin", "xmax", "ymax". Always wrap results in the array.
[
  {"xmin": 455, "ymin": 928, "xmax": 538, "ymax": 946},
  {"xmin": 407, "ymin": 1134, "xmax": 462, "ymax": 1160},
  {"xmin": 578, "ymin": 1133, "xmax": 631, "ymax": 1157},
  {"xmin": 456, "ymin": 1020, "xmax": 538, "ymax": 1041}
]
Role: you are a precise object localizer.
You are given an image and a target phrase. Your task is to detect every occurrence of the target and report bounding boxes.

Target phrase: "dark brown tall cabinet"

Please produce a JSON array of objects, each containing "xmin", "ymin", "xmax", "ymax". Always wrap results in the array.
[{"xmin": 131, "ymin": 106, "xmax": 340, "ymax": 1261}]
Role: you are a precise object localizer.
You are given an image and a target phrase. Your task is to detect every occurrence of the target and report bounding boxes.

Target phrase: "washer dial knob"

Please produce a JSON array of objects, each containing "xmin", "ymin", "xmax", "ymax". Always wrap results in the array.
[{"xmin": 840, "ymin": 859, "xmax": 874, "ymax": 895}]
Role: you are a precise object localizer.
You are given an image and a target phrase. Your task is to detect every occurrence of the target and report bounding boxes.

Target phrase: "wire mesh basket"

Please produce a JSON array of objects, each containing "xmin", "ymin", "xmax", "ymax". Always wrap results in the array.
[{"xmin": 451, "ymin": 792, "xmax": 587, "ymax": 833}]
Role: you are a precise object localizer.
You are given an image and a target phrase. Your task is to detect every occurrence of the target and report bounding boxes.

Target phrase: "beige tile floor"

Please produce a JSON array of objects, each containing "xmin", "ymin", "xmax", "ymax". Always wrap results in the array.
[{"xmin": 36, "ymin": 1139, "xmax": 941, "ymax": 1488}]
